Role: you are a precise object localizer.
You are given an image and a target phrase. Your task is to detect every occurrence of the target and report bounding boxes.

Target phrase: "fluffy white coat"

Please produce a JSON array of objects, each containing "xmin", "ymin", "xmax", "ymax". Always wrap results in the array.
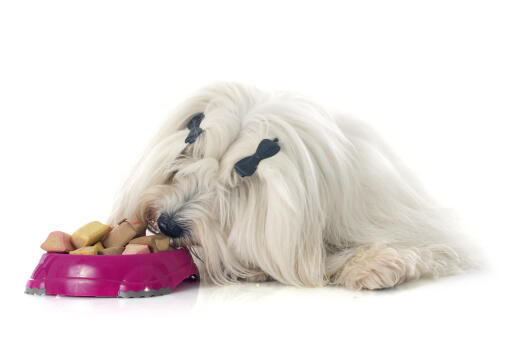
[{"xmin": 108, "ymin": 83, "xmax": 471, "ymax": 289}]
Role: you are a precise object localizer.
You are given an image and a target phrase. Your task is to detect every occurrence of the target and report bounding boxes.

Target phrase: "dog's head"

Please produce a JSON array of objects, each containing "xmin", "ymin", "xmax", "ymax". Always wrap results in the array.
[{"xmin": 110, "ymin": 83, "xmax": 349, "ymax": 285}]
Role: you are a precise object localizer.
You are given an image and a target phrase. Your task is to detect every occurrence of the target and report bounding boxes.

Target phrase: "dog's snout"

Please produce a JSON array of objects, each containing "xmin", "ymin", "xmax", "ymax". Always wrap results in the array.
[{"xmin": 157, "ymin": 212, "xmax": 184, "ymax": 238}]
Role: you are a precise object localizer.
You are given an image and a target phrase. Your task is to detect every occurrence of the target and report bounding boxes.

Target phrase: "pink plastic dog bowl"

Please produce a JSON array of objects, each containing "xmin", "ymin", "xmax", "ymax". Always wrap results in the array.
[{"xmin": 25, "ymin": 249, "xmax": 199, "ymax": 298}]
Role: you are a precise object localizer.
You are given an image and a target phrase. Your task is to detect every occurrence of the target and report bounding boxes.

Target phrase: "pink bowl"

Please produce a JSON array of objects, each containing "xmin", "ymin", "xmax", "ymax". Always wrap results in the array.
[{"xmin": 25, "ymin": 249, "xmax": 199, "ymax": 298}]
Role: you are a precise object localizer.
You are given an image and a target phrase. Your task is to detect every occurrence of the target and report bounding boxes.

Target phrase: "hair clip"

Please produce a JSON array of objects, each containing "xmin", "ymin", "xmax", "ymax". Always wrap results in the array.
[
  {"xmin": 234, "ymin": 138, "xmax": 280, "ymax": 177},
  {"xmin": 185, "ymin": 113, "xmax": 205, "ymax": 144}
]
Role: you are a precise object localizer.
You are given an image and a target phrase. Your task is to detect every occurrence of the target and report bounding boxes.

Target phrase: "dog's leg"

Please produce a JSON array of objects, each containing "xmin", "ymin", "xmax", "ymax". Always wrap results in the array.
[{"xmin": 326, "ymin": 243, "xmax": 461, "ymax": 290}]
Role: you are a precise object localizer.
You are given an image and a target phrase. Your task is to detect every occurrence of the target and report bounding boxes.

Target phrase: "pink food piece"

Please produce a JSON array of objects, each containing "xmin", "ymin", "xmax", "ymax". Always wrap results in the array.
[
  {"xmin": 122, "ymin": 244, "xmax": 150, "ymax": 255},
  {"xmin": 41, "ymin": 231, "xmax": 74, "ymax": 253}
]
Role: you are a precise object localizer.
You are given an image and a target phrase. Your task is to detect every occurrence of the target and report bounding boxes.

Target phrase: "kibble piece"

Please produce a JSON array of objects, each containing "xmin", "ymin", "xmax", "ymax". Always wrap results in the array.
[
  {"xmin": 71, "ymin": 221, "xmax": 111, "ymax": 249},
  {"xmin": 132, "ymin": 221, "xmax": 147, "ymax": 237},
  {"xmin": 93, "ymin": 242, "xmax": 104, "ymax": 252},
  {"xmin": 99, "ymin": 247, "xmax": 124, "ymax": 255},
  {"xmin": 122, "ymin": 244, "xmax": 150, "ymax": 255},
  {"xmin": 153, "ymin": 235, "xmax": 172, "ymax": 252},
  {"xmin": 69, "ymin": 246, "xmax": 98, "ymax": 255},
  {"xmin": 100, "ymin": 226, "xmax": 113, "ymax": 242},
  {"xmin": 103, "ymin": 220, "xmax": 137, "ymax": 248},
  {"xmin": 41, "ymin": 231, "xmax": 75, "ymax": 253},
  {"xmin": 129, "ymin": 234, "xmax": 171, "ymax": 252}
]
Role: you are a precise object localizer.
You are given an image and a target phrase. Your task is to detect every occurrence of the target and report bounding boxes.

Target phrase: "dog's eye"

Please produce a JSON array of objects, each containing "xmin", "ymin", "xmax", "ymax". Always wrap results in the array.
[
  {"xmin": 234, "ymin": 138, "xmax": 280, "ymax": 177},
  {"xmin": 185, "ymin": 113, "xmax": 205, "ymax": 144}
]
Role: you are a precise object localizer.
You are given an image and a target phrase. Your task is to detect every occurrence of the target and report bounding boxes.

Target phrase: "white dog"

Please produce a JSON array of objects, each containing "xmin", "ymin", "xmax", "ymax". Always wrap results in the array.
[{"xmin": 108, "ymin": 82, "xmax": 471, "ymax": 289}]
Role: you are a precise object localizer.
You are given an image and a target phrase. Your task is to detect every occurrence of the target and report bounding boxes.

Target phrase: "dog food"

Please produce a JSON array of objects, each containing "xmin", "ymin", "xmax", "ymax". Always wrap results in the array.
[
  {"xmin": 122, "ymin": 244, "xmax": 151, "ymax": 255},
  {"xmin": 70, "ymin": 246, "xmax": 96, "ymax": 255},
  {"xmin": 71, "ymin": 221, "xmax": 111, "ymax": 249},
  {"xmin": 69, "ymin": 242, "xmax": 104, "ymax": 255},
  {"xmin": 40, "ymin": 219, "xmax": 172, "ymax": 255},
  {"xmin": 103, "ymin": 220, "xmax": 138, "ymax": 248},
  {"xmin": 100, "ymin": 226, "xmax": 113, "ymax": 242},
  {"xmin": 41, "ymin": 231, "xmax": 74, "ymax": 253},
  {"xmin": 129, "ymin": 234, "xmax": 170, "ymax": 252},
  {"xmin": 132, "ymin": 220, "xmax": 147, "ymax": 236},
  {"xmin": 94, "ymin": 242, "xmax": 104, "ymax": 251},
  {"xmin": 99, "ymin": 247, "xmax": 125, "ymax": 255}
]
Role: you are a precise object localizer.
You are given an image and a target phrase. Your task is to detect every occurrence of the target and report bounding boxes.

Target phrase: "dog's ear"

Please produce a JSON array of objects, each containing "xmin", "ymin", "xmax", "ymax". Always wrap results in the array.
[
  {"xmin": 185, "ymin": 113, "xmax": 205, "ymax": 144},
  {"xmin": 234, "ymin": 138, "xmax": 280, "ymax": 177}
]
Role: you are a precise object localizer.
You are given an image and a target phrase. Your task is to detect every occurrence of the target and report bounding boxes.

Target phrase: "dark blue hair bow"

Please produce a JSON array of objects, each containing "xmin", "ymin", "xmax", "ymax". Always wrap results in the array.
[
  {"xmin": 234, "ymin": 138, "xmax": 280, "ymax": 177},
  {"xmin": 185, "ymin": 113, "xmax": 205, "ymax": 144}
]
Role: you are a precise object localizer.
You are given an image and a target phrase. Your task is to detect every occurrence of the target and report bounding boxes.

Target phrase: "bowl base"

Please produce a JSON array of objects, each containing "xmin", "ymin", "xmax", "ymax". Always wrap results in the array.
[
  {"xmin": 25, "ymin": 277, "xmax": 198, "ymax": 298},
  {"xmin": 25, "ymin": 250, "xmax": 199, "ymax": 298}
]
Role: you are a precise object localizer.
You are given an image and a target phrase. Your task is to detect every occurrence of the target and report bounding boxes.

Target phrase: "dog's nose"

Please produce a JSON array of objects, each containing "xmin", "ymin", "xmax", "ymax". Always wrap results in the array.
[{"xmin": 157, "ymin": 212, "xmax": 184, "ymax": 238}]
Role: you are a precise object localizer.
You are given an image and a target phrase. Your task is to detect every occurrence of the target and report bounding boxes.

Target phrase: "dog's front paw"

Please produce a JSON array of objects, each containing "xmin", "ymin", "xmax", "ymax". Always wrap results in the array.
[
  {"xmin": 333, "ymin": 245, "xmax": 408, "ymax": 290},
  {"xmin": 338, "ymin": 265, "xmax": 406, "ymax": 290}
]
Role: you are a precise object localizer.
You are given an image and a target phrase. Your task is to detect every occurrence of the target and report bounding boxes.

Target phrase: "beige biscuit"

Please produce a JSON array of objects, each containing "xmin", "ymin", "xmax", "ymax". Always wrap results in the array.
[
  {"xmin": 122, "ymin": 244, "xmax": 150, "ymax": 255},
  {"xmin": 71, "ymin": 222, "xmax": 111, "ymax": 249},
  {"xmin": 99, "ymin": 247, "xmax": 125, "ymax": 255},
  {"xmin": 103, "ymin": 221, "xmax": 137, "ymax": 248},
  {"xmin": 129, "ymin": 234, "xmax": 171, "ymax": 252},
  {"xmin": 69, "ymin": 246, "xmax": 98, "ymax": 255}
]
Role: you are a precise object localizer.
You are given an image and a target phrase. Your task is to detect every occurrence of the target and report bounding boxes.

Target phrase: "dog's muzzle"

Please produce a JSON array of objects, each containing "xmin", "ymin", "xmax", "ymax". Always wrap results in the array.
[{"xmin": 157, "ymin": 212, "xmax": 185, "ymax": 238}]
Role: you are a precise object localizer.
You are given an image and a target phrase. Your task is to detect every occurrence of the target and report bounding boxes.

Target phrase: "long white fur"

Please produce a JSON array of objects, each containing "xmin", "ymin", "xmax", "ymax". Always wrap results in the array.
[{"xmin": 108, "ymin": 82, "xmax": 472, "ymax": 289}]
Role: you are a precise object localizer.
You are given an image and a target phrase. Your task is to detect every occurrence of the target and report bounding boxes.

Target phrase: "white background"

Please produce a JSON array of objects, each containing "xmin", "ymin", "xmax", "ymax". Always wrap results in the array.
[{"xmin": 1, "ymin": 1, "xmax": 510, "ymax": 339}]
